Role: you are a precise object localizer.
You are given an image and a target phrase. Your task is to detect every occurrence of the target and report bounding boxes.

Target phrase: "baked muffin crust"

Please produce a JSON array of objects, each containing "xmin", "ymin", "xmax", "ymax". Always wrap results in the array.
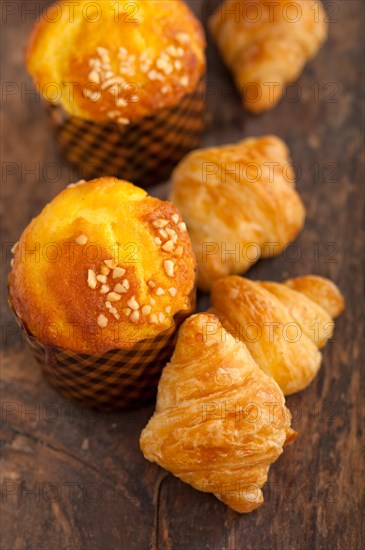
[
  {"xmin": 26, "ymin": 0, "xmax": 206, "ymax": 122},
  {"xmin": 9, "ymin": 178, "xmax": 196, "ymax": 353}
]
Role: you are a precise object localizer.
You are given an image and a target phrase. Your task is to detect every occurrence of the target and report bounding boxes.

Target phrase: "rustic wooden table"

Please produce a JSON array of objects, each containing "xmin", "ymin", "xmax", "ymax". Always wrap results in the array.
[{"xmin": 1, "ymin": 1, "xmax": 364, "ymax": 549}]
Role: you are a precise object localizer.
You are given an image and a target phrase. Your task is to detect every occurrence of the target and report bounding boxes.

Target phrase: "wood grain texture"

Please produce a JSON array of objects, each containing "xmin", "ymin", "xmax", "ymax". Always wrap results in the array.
[{"xmin": 1, "ymin": 1, "xmax": 364, "ymax": 549}]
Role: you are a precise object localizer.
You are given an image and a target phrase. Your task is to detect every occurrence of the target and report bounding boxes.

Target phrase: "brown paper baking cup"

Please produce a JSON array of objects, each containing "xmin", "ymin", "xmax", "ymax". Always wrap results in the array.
[
  {"xmin": 47, "ymin": 78, "xmax": 205, "ymax": 187},
  {"xmin": 9, "ymin": 296, "xmax": 195, "ymax": 412}
]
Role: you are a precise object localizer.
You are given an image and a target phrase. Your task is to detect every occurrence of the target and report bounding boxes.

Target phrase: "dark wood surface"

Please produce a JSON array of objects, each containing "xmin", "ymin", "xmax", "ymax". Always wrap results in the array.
[{"xmin": 1, "ymin": 1, "xmax": 364, "ymax": 549}]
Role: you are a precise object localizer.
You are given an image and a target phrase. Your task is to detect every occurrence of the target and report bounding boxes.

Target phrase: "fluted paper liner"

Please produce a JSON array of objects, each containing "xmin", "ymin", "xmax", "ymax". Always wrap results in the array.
[
  {"xmin": 9, "ymin": 292, "xmax": 195, "ymax": 412},
  {"xmin": 47, "ymin": 78, "xmax": 205, "ymax": 187}
]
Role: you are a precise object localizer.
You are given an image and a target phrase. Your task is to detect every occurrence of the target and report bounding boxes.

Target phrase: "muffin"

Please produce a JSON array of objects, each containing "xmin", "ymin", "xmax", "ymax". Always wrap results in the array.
[
  {"xmin": 26, "ymin": 0, "xmax": 206, "ymax": 186},
  {"xmin": 9, "ymin": 177, "xmax": 196, "ymax": 410},
  {"xmin": 170, "ymin": 135, "xmax": 305, "ymax": 290}
]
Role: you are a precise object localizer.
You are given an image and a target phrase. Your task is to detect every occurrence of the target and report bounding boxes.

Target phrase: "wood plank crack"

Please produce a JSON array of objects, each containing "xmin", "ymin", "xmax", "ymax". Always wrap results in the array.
[{"xmin": 152, "ymin": 471, "xmax": 169, "ymax": 550}]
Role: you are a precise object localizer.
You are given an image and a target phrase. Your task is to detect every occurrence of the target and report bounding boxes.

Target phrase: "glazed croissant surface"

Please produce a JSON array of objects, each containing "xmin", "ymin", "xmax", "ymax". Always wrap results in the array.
[
  {"xmin": 170, "ymin": 135, "xmax": 305, "ymax": 291},
  {"xmin": 140, "ymin": 313, "xmax": 296, "ymax": 513},
  {"xmin": 209, "ymin": 0, "xmax": 328, "ymax": 112},
  {"xmin": 210, "ymin": 275, "xmax": 345, "ymax": 395}
]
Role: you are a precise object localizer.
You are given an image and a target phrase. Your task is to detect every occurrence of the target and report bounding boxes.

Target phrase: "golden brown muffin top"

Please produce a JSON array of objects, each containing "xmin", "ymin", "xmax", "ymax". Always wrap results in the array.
[
  {"xmin": 26, "ymin": 0, "xmax": 206, "ymax": 123},
  {"xmin": 9, "ymin": 178, "xmax": 196, "ymax": 353}
]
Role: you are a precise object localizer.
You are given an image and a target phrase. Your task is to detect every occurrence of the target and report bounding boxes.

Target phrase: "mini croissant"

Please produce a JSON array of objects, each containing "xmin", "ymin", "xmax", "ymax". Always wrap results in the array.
[
  {"xmin": 140, "ymin": 313, "xmax": 296, "ymax": 513},
  {"xmin": 209, "ymin": 0, "xmax": 328, "ymax": 113},
  {"xmin": 170, "ymin": 135, "xmax": 305, "ymax": 291},
  {"xmin": 210, "ymin": 275, "xmax": 345, "ymax": 395}
]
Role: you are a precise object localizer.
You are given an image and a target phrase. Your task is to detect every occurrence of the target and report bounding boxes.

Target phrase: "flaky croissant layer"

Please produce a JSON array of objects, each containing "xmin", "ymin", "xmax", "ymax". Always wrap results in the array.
[
  {"xmin": 209, "ymin": 0, "xmax": 328, "ymax": 112},
  {"xmin": 210, "ymin": 275, "xmax": 345, "ymax": 395},
  {"xmin": 140, "ymin": 313, "xmax": 296, "ymax": 513},
  {"xmin": 170, "ymin": 135, "xmax": 305, "ymax": 291}
]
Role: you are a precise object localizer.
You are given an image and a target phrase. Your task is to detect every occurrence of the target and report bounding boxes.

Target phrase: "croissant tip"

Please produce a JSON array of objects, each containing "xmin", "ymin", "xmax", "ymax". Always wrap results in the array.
[
  {"xmin": 335, "ymin": 295, "xmax": 346, "ymax": 318},
  {"xmin": 285, "ymin": 428, "xmax": 298, "ymax": 445}
]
